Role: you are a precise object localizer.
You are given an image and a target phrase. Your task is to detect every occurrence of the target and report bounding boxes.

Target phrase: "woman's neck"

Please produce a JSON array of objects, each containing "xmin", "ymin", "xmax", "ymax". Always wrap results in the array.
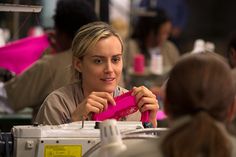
[{"xmin": 81, "ymin": 84, "xmax": 90, "ymax": 98}]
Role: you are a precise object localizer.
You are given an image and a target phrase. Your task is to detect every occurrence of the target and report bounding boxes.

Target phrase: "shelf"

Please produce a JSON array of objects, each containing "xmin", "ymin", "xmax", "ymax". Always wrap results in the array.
[{"xmin": 0, "ymin": 3, "xmax": 42, "ymax": 13}]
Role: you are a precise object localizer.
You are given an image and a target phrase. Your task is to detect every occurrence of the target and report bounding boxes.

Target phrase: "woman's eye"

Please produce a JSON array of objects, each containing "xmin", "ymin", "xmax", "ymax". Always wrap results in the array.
[
  {"xmin": 94, "ymin": 58, "xmax": 103, "ymax": 64},
  {"xmin": 112, "ymin": 56, "xmax": 121, "ymax": 63}
]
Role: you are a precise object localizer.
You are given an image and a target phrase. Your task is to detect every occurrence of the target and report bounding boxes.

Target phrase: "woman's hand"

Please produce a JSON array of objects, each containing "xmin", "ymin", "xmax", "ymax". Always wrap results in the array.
[
  {"xmin": 132, "ymin": 86, "xmax": 159, "ymax": 127},
  {"xmin": 71, "ymin": 92, "xmax": 115, "ymax": 122}
]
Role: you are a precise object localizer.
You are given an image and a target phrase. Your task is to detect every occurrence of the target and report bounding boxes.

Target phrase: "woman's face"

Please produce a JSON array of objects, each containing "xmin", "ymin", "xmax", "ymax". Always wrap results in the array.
[
  {"xmin": 75, "ymin": 35, "xmax": 123, "ymax": 95},
  {"xmin": 156, "ymin": 21, "xmax": 172, "ymax": 46}
]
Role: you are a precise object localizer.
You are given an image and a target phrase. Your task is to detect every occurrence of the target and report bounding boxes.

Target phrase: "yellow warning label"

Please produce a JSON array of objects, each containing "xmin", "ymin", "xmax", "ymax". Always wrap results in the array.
[{"xmin": 44, "ymin": 145, "xmax": 82, "ymax": 157}]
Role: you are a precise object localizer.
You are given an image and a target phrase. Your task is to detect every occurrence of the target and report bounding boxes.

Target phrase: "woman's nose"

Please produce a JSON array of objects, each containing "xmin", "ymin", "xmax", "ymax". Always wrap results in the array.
[{"xmin": 104, "ymin": 61, "xmax": 113, "ymax": 73}]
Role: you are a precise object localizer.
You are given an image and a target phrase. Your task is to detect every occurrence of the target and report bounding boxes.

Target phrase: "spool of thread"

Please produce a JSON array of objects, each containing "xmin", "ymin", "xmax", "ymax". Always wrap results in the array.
[
  {"xmin": 150, "ymin": 52, "xmax": 163, "ymax": 75},
  {"xmin": 133, "ymin": 54, "xmax": 145, "ymax": 74}
]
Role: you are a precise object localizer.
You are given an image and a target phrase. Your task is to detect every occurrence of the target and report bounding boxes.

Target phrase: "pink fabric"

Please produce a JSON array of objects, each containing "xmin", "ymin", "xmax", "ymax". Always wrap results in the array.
[
  {"xmin": 92, "ymin": 91, "xmax": 150, "ymax": 122},
  {"xmin": 0, "ymin": 34, "xmax": 49, "ymax": 74}
]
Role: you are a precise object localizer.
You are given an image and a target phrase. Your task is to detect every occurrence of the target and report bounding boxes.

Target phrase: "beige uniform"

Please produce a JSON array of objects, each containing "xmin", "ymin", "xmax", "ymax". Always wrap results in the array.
[
  {"xmin": 5, "ymin": 50, "xmax": 73, "ymax": 117},
  {"xmin": 125, "ymin": 39, "xmax": 180, "ymax": 74},
  {"xmin": 35, "ymin": 83, "xmax": 141, "ymax": 125}
]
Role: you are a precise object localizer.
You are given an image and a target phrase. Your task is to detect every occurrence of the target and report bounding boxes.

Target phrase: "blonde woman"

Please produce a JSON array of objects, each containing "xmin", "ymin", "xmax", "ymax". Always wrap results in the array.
[{"xmin": 35, "ymin": 22, "xmax": 159, "ymax": 126}]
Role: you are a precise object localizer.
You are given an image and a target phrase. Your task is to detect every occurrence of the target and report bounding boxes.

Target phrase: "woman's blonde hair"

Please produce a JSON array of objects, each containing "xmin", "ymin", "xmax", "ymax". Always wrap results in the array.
[{"xmin": 71, "ymin": 21, "xmax": 123, "ymax": 81}]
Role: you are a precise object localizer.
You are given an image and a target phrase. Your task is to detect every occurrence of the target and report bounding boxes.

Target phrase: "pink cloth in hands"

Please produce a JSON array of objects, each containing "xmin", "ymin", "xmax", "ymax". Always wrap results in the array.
[{"xmin": 92, "ymin": 91, "xmax": 149, "ymax": 122}]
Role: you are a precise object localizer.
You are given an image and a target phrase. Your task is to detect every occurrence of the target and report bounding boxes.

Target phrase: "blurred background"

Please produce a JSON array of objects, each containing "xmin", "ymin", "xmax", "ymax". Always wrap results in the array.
[
  {"xmin": 0, "ymin": 0, "xmax": 236, "ymax": 131},
  {"xmin": 0, "ymin": 0, "xmax": 236, "ymax": 54}
]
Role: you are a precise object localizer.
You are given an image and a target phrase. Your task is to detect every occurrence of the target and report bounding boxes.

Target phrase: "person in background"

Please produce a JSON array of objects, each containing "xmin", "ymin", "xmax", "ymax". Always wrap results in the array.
[
  {"xmin": 126, "ymin": 8, "xmax": 179, "ymax": 74},
  {"xmin": 140, "ymin": 0, "xmax": 189, "ymax": 48},
  {"xmin": 125, "ymin": 8, "xmax": 179, "ymax": 95},
  {"xmin": 119, "ymin": 52, "xmax": 236, "ymax": 157},
  {"xmin": 0, "ymin": 0, "xmax": 98, "ymax": 120},
  {"xmin": 35, "ymin": 22, "xmax": 159, "ymax": 127}
]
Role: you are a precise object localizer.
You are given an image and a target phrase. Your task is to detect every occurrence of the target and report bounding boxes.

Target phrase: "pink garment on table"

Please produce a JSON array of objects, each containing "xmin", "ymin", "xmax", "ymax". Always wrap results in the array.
[
  {"xmin": 92, "ymin": 91, "xmax": 149, "ymax": 122},
  {"xmin": 0, "ymin": 34, "xmax": 49, "ymax": 75}
]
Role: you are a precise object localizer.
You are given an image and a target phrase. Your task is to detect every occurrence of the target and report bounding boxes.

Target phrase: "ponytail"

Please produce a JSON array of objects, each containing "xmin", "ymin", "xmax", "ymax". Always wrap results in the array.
[{"xmin": 161, "ymin": 112, "xmax": 231, "ymax": 157}]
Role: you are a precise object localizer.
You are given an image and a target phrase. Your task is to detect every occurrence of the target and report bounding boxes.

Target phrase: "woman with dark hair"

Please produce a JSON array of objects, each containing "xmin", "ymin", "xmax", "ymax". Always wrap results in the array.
[
  {"xmin": 125, "ymin": 8, "xmax": 180, "ymax": 75},
  {"xmin": 120, "ymin": 52, "xmax": 236, "ymax": 157}
]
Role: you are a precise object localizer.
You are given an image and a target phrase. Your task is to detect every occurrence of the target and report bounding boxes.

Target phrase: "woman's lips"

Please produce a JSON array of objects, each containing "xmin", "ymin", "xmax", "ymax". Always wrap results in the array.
[{"xmin": 100, "ymin": 78, "xmax": 115, "ymax": 82}]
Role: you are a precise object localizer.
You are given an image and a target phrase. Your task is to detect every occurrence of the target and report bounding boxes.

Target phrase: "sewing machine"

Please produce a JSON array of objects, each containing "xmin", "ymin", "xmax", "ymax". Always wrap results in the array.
[{"xmin": 0, "ymin": 121, "xmax": 167, "ymax": 157}]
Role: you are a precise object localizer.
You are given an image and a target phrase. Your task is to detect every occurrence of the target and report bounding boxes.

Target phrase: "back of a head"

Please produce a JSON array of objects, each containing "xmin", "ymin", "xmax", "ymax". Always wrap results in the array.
[
  {"xmin": 162, "ymin": 52, "xmax": 235, "ymax": 157},
  {"xmin": 166, "ymin": 52, "xmax": 234, "ymax": 120},
  {"xmin": 54, "ymin": 0, "xmax": 98, "ymax": 40}
]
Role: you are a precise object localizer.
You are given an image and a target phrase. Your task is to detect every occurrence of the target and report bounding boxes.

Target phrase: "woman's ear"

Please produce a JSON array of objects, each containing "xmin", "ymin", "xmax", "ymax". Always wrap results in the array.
[{"xmin": 73, "ymin": 57, "xmax": 82, "ymax": 72}]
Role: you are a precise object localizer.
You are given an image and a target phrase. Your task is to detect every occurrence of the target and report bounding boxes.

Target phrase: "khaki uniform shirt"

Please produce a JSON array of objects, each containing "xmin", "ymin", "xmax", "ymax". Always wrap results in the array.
[
  {"xmin": 35, "ymin": 83, "xmax": 141, "ymax": 125},
  {"xmin": 125, "ymin": 39, "xmax": 180, "ymax": 74},
  {"xmin": 5, "ymin": 50, "xmax": 73, "ymax": 117}
]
